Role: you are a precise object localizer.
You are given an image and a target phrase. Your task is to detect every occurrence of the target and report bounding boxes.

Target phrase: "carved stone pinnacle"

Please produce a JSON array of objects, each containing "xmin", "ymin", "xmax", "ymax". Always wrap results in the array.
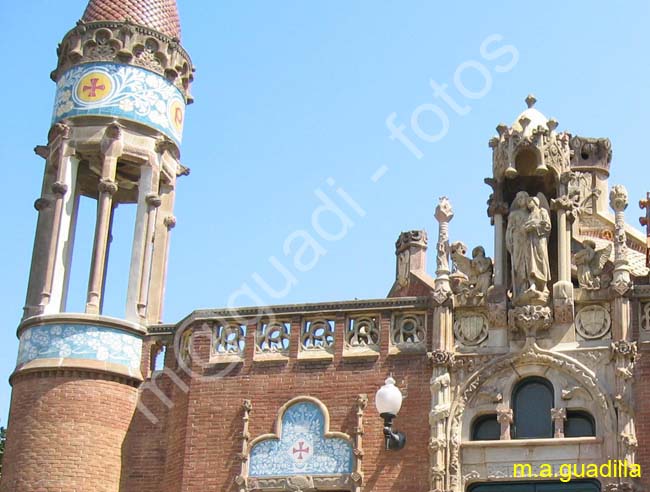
[{"xmin": 525, "ymin": 94, "xmax": 537, "ymax": 108}]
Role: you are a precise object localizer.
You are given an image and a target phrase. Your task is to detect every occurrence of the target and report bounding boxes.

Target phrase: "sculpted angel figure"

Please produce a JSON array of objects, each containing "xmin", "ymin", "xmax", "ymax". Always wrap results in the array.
[
  {"xmin": 449, "ymin": 241, "xmax": 493, "ymax": 303},
  {"xmin": 574, "ymin": 239, "xmax": 612, "ymax": 290},
  {"xmin": 471, "ymin": 246, "xmax": 493, "ymax": 297}
]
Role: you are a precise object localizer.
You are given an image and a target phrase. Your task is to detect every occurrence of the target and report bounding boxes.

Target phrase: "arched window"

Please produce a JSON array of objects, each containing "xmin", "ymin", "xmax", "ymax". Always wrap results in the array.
[
  {"xmin": 471, "ymin": 414, "xmax": 500, "ymax": 441},
  {"xmin": 151, "ymin": 344, "xmax": 166, "ymax": 372},
  {"xmin": 565, "ymin": 410, "xmax": 595, "ymax": 437},
  {"xmin": 513, "ymin": 377, "xmax": 554, "ymax": 439}
]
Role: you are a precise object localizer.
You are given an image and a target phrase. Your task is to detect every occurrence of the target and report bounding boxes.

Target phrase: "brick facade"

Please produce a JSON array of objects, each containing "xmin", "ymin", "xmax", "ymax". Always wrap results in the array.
[{"xmin": 1, "ymin": 373, "xmax": 138, "ymax": 492}]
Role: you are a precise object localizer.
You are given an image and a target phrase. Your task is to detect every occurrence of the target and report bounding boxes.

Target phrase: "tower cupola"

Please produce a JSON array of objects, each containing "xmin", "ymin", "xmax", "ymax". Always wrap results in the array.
[{"xmin": 2, "ymin": 2, "xmax": 195, "ymax": 489}]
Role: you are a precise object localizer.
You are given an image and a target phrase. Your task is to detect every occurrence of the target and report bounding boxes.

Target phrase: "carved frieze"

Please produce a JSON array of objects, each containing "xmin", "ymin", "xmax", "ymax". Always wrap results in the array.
[
  {"xmin": 508, "ymin": 305, "xmax": 553, "ymax": 336},
  {"xmin": 53, "ymin": 20, "xmax": 194, "ymax": 101}
]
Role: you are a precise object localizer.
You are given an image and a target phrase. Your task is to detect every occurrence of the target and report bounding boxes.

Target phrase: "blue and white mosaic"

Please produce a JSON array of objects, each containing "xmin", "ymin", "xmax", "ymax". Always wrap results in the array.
[
  {"xmin": 52, "ymin": 62, "xmax": 185, "ymax": 145},
  {"xmin": 17, "ymin": 323, "xmax": 143, "ymax": 370},
  {"xmin": 249, "ymin": 401, "xmax": 353, "ymax": 477}
]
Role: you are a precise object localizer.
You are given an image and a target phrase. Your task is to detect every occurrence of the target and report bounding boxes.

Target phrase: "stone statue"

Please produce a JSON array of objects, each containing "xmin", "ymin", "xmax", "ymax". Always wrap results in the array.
[
  {"xmin": 506, "ymin": 191, "xmax": 551, "ymax": 304},
  {"xmin": 471, "ymin": 246, "xmax": 493, "ymax": 297},
  {"xmin": 573, "ymin": 239, "xmax": 612, "ymax": 290},
  {"xmin": 450, "ymin": 241, "xmax": 493, "ymax": 304},
  {"xmin": 524, "ymin": 196, "xmax": 551, "ymax": 292}
]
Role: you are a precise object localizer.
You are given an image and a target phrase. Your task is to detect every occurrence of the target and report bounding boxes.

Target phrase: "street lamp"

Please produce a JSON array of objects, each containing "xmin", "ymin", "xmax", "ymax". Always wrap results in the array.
[{"xmin": 375, "ymin": 376, "xmax": 406, "ymax": 450}]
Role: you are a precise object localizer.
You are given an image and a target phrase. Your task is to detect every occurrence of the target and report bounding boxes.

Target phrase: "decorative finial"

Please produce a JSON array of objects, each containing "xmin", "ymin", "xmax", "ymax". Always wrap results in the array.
[{"xmin": 525, "ymin": 94, "xmax": 537, "ymax": 108}]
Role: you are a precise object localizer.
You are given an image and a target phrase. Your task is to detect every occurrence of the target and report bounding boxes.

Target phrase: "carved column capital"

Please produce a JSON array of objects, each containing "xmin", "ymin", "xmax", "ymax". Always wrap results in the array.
[
  {"xmin": 47, "ymin": 122, "xmax": 71, "ymax": 144},
  {"xmin": 434, "ymin": 196, "xmax": 454, "ymax": 224},
  {"xmin": 487, "ymin": 198, "xmax": 509, "ymax": 218},
  {"xmin": 610, "ymin": 185, "xmax": 629, "ymax": 212},
  {"xmin": 51, "ymin": 181, "xmax": 68, "ymax": 196},
  {"xmin": 428, "ymin": 349, "xmax": 456, "ymax": 368},
  {"xmin": 145, "ymin": 193, "xmax": 162, "ymax": 208},
  {"xmin": 98, "ymin": 178, "xmax": 118, "ymax": 195},
  {"xmin": 434, "ymin": 197, "xmax": 454, "ymax": 299},
  {"xmin": 609, "ymin": 185, "xmax": 632, "ymax": 295},
  {"xmin": 34, "ymin": 197, "xmax": 51, "ymax": 211},
  {"xmin": 164, "ymin": 215, "xmax": 177, "ymax": 230},
  {"xmin": 611, "ymin": 340, "xmax": 638, "ymax": 361},
  {"xmin": 496, "ymin": 406, "xmax": 513, "ymax": 424},
  {"xmin": 243, "ymin": 399, "xmax": 253, "ymax": 413}
]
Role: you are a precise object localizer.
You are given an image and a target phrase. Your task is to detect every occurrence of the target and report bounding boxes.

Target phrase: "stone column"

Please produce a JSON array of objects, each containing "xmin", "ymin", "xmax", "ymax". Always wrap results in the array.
[
  {"xmin": 488, "ymin": 199, "xmax": 509, "ymax": 288},
  {"xmin": 610, "ymin": 185, "xmax": 632, "ymax": 295},
  {"xmin": 551, "ymin": 173, "xmax": 576, "ymax": 324},
  {"xmin": 234, "ymin": 399, "xmax": 252, "ymax": 492},
  {"xmin": 352, "ymin": 394, "xmax": 367, "ymax": 492},
  {"xmin": 610, "ymin": 185, "xmax": 632, "ymax": 342},
  {"xmin": 611, "ymin": 341, "xmax": 638, "ymax": 466},
  {"xmin": 428, "ymin": 351, "xmax": 454, "ymax": 492},
  {"xmin": 141, "ymin": 143, "xmax": 179, "ymax": 324},
  {"xmin": 551, "ymin": 407, "xmax": 567, "ymax": 438},
  {"xmin": 85, "ymin": 125, "xmax": 123, "ymax": 314},
  {"xmin": 38, "ymin": 123, "xmax": 76, "ymax": 313},
  {"xmin": 125, "ymin": 156, "xmax": 161, "ymax": 322},
  {"xmin": 496, "ymin": 405, "xmax": 513, "ymax": 440}
]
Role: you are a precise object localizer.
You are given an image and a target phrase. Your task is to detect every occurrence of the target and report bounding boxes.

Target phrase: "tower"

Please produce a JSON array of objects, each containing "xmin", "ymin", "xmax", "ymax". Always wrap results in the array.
[{"xmin": 1, "ymin": 0, "xmax": 193, "ymax": 489}]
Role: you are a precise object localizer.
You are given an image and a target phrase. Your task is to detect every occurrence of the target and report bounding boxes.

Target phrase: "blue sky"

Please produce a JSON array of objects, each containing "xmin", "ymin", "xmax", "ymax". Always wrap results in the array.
[{"xmin": 0, "ymin": 0, "xmax": 649, "ymax": 423}]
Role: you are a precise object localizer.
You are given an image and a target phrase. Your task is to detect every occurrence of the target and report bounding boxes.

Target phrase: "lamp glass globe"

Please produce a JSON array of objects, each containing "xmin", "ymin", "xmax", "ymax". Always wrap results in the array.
[{"xmin": 375, "ymin": 376, "xmax": 402, "ymax": 416}]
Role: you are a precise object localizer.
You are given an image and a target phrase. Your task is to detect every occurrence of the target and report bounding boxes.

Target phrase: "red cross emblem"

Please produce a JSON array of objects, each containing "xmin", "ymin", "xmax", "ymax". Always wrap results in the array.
[
  {"xmin": 292, "ymin": 441, "xmax": 310, "ymax": 460},
  {"xmin": 82, "ymin": 78, "xmax": 106, "ymax": 98}
]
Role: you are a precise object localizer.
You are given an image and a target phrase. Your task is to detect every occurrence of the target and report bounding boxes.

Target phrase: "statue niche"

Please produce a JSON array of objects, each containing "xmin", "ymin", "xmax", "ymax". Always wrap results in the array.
[
  {"xmin": 450, "ymin": 242, "xmax": 493, "ymax": 305},
  {"xmin": 505, "ymin": 191, "xmax": 552, "ymax": 306}
]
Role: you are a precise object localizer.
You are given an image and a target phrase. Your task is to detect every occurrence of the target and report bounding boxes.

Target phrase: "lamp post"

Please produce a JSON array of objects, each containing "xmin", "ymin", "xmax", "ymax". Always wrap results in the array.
[{"xmin": 375, "ymin": 376, "xmax": 406, "ymax": 450}]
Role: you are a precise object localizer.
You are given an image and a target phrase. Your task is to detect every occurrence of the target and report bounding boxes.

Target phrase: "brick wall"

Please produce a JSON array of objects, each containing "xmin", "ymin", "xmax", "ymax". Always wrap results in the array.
[
  {"xmin": 1, "ymin": 372, "xmax": 138, "ymax": 492},
  {"xmin": 124, "ymin": 312, "xmax": 433, "ymax": 492}
]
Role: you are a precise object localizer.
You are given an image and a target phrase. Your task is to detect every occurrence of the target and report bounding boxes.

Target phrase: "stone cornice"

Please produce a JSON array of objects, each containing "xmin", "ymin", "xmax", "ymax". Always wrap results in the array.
[
  {"xmin": 174, "ymin": 296, "xmax": 432, "ymax": 326},
  {"xmin": 18, "ymin": 312, "xmax": 147, "ymax": 338},
  {"xmin": 52, "ymin": 20, "xmax": 194, "ymax": 102},
  {"xmin": 10, "ymin": 357, "xmax": 143, "ymax": 386}
]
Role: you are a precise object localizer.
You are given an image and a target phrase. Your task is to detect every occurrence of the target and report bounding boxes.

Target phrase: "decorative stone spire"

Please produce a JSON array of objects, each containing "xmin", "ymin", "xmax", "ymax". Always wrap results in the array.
[
  {"xmin": 525, "ymin": 93, "xmax": 537, "ymax": 108},
  {"xmin": 489, "ymin": 95, "xmax": 569, "ymax": 181},
  {"xmin": 82, "ymin": 0, "xmax": 182, "ymax": 39},
  {"xmin": 433, "ymin": 197, "xmax": 454, "ymax": 303},
  {"xmin": 610, "ymin": 185, "xmax": 632, "ymax": 295}
]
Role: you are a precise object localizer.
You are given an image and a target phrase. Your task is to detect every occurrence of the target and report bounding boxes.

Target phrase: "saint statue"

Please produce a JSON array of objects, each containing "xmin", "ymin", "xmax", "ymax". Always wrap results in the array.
[{"xmin": 505, "ymin": 191, "xmax": 552, "ymax": 303}]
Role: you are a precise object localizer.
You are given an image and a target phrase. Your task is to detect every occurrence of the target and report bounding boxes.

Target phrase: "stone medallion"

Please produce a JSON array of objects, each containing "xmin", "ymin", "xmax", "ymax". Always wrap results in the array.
[
  {"xmin": 575, "ymin": 305, "xmax": 611, "ymax": 340},
  {"xmin": 453, "ymin": 314, "xmax": 489, "ymax": 346}
]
